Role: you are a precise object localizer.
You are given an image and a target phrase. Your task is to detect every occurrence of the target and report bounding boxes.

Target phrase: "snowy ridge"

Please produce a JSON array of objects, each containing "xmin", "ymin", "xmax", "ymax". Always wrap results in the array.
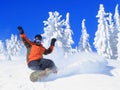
[{"xmin": 0, "ymin": 51, "xmax": 120, "ymax": 90}]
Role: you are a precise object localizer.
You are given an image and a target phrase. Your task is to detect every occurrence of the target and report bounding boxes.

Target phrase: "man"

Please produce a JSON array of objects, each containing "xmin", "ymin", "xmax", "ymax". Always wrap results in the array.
[{"xmin": 17, "ymin": 26, "xmax": 57, "ymax": 72}]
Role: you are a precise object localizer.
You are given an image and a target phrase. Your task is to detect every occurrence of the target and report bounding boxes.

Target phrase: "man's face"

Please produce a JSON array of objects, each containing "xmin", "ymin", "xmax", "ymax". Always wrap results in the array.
[{"xmin": 35, "ymin": 39, "xmax": 41, "ymax": 45}]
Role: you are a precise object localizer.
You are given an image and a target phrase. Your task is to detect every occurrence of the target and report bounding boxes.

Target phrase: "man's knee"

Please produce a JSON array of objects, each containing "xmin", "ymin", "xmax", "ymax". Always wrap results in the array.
[
  {"xmin": 41, "ymin": 59, "xmax": 56, "ymax": 69},
  {"xmin": 47, "ymin": 59, "xmax": 56, "ymax": 69},
  {"xmin": 29, "ymin": 66, "xmax": 40, "ymax": 70},
  {"xmin": 28, "ymin": 60, "xmax": 41, "ymax": 70}
]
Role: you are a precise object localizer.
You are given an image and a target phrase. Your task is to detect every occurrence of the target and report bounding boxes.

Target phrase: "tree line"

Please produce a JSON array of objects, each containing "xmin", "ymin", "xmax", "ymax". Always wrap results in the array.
[{"xmin": 0, "ymin": 4, "xmax": 120, "ymax": 60}]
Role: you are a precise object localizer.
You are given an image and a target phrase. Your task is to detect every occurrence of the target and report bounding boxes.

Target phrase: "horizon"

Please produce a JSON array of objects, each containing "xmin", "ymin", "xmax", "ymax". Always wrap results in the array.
[{"xmin": 0, "ymin": 0, "xmax": 120, "ymax": 50}]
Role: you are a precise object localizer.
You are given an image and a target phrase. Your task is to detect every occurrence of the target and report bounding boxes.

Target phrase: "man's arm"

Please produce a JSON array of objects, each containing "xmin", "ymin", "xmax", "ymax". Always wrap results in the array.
[
  {"xmin": 17, "ymin": 26, "xmax": 32, "ymax": 48},
  {"xmin": 44, "ymin": 38, "xmax": 56, "ymax": 55}
]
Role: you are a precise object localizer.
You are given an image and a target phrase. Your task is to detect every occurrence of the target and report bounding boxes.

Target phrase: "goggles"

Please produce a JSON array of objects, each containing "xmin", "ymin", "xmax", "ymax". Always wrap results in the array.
[{"xmin": 35, "ymin": 39, "xmax": 41, "ymax": 43}]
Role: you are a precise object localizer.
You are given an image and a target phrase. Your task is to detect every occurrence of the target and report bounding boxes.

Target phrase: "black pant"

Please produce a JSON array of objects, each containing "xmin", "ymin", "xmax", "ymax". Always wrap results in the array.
[{"xmin": 28, "ymin": 58, "xmax": 56, "ymax": 70}]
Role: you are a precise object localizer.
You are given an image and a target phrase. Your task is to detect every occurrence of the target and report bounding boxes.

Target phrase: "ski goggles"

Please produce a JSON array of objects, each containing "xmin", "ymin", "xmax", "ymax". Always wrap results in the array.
[{"xmin": 35, "ymin": 39, "xmax": 41, "ymax": 43}]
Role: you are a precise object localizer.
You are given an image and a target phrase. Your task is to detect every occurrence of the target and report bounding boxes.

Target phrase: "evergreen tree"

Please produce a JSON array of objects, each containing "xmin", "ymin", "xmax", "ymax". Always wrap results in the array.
[
  {"xmin": 114, "ymin": 4, "xmax": 120, "ymax": 60},
  {"xmin": 0, "ymin": 40, "xmax": 5, "ymax": 55},
  {"xmin": 5, "ymin": 34, "xmax": 24, "ymax": 60},
  {"xmin": 43, "ymin": 11, "xmax": 74, "ymax": 55},
  {"xmin": 62, "ymin": 13, "xmax": 74, "ymax": 54},
  {"xmin": 93, "ymin": 4, "xmax": 111, "ymax": 58},
  {"xmin": 77, "ymin": 19, "xmax": 92, "ymax": 53},
  {"xmin": 42, "ymin": 11, "xmax": 65, "ymax": 47},
  {"xmin": 106, "ymin": 13, "xmax": 115, "ymax": 59}
]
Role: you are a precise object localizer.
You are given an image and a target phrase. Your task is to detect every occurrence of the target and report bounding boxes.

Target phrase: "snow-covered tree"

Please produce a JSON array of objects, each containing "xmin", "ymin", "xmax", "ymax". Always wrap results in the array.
[
  {"xmin": 5, "ymin": 34, "xmax": 24, "ymax": 60},
  {"xmin": 114, "ymin": 4, "xmax": 120, "ymax": 60},
  {"xmin": 106, "ymin": 13, "xmax": 116, "ymax": 59},
  {"xmin": 93, "ymin": 4, "xmax": 112, "ymax": 58},
  {"xmin": 42, "ymin": 11, "xmax": 65, "ymax": 47},
  {"xmin": 62, "ymin": 13, "xmax": 74, "ymax": 54},
  {"xmin": 43, "ymin": 11, "xmax": 74, "ymax": 55},
  {"xmin": 0, "ymin": 40, "xmax": 5, "ymax": 55},
  {"xmin": 77, "ymin": 19, "xmax": 92, "ymax": 53}
]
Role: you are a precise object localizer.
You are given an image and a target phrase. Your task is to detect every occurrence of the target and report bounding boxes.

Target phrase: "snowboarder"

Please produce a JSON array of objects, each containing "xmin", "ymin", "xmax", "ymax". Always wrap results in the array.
[{"xmin": 17, "ymin": 26, "xmax": 57, "ymax": 73}]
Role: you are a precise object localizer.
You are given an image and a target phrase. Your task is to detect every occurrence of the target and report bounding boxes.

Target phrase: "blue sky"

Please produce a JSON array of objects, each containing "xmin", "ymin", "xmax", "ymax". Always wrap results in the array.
[{"xmin": 0, "ymin": 0, "xmax": 119, "ymax": 50}]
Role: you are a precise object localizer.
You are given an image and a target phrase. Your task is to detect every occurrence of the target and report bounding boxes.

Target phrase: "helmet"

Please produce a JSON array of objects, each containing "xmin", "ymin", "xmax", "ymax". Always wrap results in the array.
[{"xmin": 34, "ymin": 34, "xmax": 42, "ymax": 42}]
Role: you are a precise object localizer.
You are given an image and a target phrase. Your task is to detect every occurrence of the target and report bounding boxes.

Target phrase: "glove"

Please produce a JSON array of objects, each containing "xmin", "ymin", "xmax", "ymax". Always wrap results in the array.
[
  {"xmin": 17, "ymin": 26, "xmax": 24, "ymax": 34},
  {"xmin": 51, "ymin": 38, "xmax": 57, "ymax": 46}
]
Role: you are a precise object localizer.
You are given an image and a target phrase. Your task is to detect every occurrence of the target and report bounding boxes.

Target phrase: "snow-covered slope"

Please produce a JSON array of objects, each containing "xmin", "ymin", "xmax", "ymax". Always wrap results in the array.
[{"xmin": 0, "ymin": 51, "xmax": 120, "ymax": 90}]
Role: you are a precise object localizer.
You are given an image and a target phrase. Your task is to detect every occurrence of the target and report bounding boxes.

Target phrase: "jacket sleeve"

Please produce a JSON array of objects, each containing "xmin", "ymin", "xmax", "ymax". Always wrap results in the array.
[
  {"xmin": 20, "ymin": 34, "xmax": 32, "ymax": 48},
  {"xmin": 44, "ymin": 46, "xmax": 54, "ymax": 55}
]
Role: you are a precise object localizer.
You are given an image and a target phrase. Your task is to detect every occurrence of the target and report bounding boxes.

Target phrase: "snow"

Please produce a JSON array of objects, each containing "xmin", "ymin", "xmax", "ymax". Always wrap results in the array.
[{"xmin": 0, "ymin": 51, "xmax": 120, "ymax": 90}]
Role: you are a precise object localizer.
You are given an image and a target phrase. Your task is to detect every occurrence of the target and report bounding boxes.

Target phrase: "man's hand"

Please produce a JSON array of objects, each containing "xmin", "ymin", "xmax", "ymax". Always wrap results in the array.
[
  {"xmin": 51, "ymin": 38, "xmax": 57, "ymax": 46},
  {"xmin": 17, "ymin": 26, "xmax": 24, "ymax": 34}
]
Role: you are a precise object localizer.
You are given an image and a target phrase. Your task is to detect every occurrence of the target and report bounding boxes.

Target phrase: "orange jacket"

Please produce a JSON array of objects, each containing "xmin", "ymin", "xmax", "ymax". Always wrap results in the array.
[{"xmin": 20, "ymin": 34, "xmax": 54, "ymax": 64}]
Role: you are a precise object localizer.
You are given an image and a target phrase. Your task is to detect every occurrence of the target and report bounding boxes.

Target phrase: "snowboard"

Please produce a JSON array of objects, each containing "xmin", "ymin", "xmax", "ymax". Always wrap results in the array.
[{"xmin": 30, "ymin": 68, "xmax": 56, "ymax": 82}]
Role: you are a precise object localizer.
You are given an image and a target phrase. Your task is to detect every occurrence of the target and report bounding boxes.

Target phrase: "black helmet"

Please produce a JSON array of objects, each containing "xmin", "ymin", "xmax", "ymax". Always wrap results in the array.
[{"xmin": 34, "ymin": 34, "xmax": 42, "ymax": 41}]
